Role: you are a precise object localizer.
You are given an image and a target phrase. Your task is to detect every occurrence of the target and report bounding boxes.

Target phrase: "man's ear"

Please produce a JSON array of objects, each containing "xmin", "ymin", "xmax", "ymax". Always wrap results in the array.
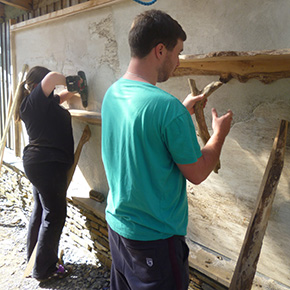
[{"xmin": 154, "ymin": 43, "xmax": 165, "ymax": 59}]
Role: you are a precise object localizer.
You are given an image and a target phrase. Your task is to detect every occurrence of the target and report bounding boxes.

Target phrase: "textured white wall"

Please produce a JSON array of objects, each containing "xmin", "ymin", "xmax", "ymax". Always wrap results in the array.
[{"xmin": 12, "ymin": 0, "xmax": 290, "ymax": 286}]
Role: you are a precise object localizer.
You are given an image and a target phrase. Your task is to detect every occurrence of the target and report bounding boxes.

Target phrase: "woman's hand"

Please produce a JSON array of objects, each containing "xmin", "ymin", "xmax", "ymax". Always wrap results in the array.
[{"xmin": 58, "ymin": 90, "xmax": 77, "ymax": 104}]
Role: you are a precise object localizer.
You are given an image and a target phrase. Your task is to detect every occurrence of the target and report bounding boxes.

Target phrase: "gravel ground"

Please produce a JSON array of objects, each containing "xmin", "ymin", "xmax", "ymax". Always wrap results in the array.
[{"xmin": 0, "ymin": 194, "xmax": 111, "ymax": 290}]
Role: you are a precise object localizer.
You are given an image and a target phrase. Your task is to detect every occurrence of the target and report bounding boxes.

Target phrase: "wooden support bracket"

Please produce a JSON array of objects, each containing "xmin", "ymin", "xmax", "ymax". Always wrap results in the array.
[
  {"xmin": 69, "ymin": 109, "xmax": 101, "ymax": 125},
  {"xmin": 188, "ymin": 79, "xmax": 224, "ymax": 173},
  {"xmin": 229, "ymin": 119, "xmax": 288, "ymax": 290}
]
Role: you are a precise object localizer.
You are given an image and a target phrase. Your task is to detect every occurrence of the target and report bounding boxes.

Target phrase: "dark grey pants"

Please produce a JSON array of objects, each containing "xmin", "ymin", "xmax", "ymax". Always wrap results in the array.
[
  {"xmin": 108, "ymin": 226, "xmax": 189, "ymax": 290},
  {"xmin": 24, "ymin": 162, "xmax": 69, "ymax": 280}
]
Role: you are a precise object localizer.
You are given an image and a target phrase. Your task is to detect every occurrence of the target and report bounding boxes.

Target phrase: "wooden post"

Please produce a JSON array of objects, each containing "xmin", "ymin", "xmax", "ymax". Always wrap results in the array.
[
  {"xmin": 14, "ymin": 119, "xmax": 22, "ymax": 157},
  {"xmin": 0, "ymin": 64, "xmax": 28, "ymax": 173},
  {"xmin": 229, "ymin": 119, "xmax": 288, "ymax": 290}
]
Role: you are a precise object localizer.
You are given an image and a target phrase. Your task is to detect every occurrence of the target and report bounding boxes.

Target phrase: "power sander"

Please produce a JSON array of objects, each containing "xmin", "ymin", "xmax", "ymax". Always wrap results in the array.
[{"xmin": 66, "ymin": 71, "xmax": 88, "ymax": 108}]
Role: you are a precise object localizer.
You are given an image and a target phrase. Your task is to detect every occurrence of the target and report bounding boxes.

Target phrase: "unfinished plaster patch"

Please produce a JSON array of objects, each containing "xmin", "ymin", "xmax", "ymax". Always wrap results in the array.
[
  {"xmin": 253, "ymin": 101, "xmax": 290, "ymax": 122},
  {"xmin": 89, "ymin": 14, "xmax": 120, "ymax": 74}
]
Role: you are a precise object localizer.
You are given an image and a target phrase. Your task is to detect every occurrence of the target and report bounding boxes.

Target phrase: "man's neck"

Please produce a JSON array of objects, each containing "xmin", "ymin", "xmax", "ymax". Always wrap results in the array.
[{"xmin": 123, "ymin": 58, "xmax": 157, "ymax": 85}]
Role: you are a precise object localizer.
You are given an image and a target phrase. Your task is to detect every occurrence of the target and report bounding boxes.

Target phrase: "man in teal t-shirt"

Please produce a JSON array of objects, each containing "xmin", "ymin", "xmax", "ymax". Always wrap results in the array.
[
  {"xmin": 103, "ymin": 78, "xmax": 202, "ymax": 241},
  {"xmin": 101, "ymin": 10, "xmax": 233, "ymax": 290}
]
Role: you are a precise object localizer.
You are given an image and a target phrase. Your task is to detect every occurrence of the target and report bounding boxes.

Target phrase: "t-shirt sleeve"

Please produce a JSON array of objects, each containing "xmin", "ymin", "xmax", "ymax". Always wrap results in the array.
[
  {"xmin": 53, "ymin": 94, "xmax": 60, "ymax": 104},
  {"xmin": 26, "ymin": 83, "xmax": 56, "ymax": 114},
  {"xmin": 164, "ymin": 112, "xmax": 202, "ymax": 164}
]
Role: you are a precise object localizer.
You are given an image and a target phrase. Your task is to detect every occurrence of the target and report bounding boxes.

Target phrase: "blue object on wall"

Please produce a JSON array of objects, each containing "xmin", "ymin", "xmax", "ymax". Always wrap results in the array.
[{"xmin": 132, "ymin": 0, "xmax": 157, "ymax": 6}]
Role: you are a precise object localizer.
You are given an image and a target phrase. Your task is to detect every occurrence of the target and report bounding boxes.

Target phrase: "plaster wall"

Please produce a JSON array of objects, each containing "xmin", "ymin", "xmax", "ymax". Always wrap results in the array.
[{"xmin": 12, "ymin": 0, "xmax": 290, "ymax": 287}]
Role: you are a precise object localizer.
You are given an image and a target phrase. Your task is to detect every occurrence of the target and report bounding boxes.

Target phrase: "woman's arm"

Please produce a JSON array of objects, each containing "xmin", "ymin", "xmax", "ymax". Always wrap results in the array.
[
  {"xmin": 41, "ymin": 72, "xmax": 66, "ymax": 97},
  {"xmin": 58, "ymin": 90, "xmax": 76, "ymax": 104}
]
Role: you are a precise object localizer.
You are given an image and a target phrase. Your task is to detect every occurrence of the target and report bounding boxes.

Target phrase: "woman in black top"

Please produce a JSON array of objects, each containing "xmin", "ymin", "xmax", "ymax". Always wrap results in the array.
[{"xmin": 15, "ymin": 66, "xmax": 75, "ymax": 282}]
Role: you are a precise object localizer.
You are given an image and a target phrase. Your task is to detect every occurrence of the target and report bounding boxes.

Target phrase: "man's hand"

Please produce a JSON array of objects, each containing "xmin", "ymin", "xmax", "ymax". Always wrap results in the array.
[
  {"xmin": 183, "ymin": 93, "xmax": 205, "ymax": 115},
  {"xmin": 211, "ymin": 108, "xmax": 233, "ymax": 140},
  {"xmin": 177, "ymin": 108, "xmax": 233, "ymax": 185}
]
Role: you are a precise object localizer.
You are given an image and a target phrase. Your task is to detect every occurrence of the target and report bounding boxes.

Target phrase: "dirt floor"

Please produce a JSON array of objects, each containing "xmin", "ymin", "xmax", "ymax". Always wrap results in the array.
[{"xmin": 0, "ymin": 194, "xmax": 110, "ymax": 290}]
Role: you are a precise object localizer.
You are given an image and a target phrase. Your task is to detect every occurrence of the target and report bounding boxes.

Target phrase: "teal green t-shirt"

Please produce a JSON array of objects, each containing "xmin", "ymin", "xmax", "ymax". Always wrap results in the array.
[{"xmin": 101, "ymin": 78, "xmax": 201, "ymax": 241}]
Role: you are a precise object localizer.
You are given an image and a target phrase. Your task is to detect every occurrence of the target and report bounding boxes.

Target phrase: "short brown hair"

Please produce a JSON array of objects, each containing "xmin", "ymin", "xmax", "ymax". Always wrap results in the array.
[{"xmin": 129, "ymin": 10, "xmax": 187, "ymax": 58}]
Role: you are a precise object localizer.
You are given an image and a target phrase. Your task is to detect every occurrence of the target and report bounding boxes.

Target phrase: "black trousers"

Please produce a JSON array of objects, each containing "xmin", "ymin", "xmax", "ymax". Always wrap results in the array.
[
  {"xmin": 108, "ymin": 226, "xmax": 189, "ymax": 290},
  {"xmin": 24, "ymin": 162, "xmax": 70, "ymax": 280}
]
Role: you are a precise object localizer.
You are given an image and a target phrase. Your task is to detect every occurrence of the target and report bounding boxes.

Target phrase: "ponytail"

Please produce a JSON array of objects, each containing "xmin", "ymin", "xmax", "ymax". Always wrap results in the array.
[
  {"xmin": 14, "ymin": 81, "xmax": 29, "ymax": 122},
  {"xmin": 14, "ymin": 66, "xmax": 50, "ymax": 122}
]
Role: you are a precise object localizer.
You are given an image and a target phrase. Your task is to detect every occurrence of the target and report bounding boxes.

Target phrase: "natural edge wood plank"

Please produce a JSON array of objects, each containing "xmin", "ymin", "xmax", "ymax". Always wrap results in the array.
[
  {"xmin": 174, "ymin": 49, "xmax": 290, "ymax": 83},
  {"xmin": 69, "ymin": 109, "xmax": 101, "ymax": 125},
  {"xmin": 10, "ymin": 0, "xmax": 128, "ymax": 31},
  {"xmin": 229, "ymin": 119, "xmax": 288, "ymax": 290}
]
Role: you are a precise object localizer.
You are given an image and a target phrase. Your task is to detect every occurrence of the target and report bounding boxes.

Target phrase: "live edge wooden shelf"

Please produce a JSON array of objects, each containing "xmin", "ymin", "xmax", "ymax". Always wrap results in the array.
[
  {"xmin": 69, "ymin": 109, "xmax": 101, "ymax": 125},
  {"xmin": 69, "ymin": 49, "xmax": 290, "ymax": 124},
  {"xmin": 173, "ymin": 49, "xmax": 290, "ymax": 83}
]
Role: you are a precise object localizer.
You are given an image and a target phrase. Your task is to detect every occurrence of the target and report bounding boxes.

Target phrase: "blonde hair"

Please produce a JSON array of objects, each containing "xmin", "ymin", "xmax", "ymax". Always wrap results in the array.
[{"xmin": 14, "ymin": 66, "xmax": 50, "ymax": 122}]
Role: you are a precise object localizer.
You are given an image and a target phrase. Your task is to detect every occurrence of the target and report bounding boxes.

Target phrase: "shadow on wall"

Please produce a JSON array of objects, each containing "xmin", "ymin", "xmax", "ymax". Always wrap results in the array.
[{"xmin": 69, "ymin": 121, "xmax": 109, "ymax": 199}]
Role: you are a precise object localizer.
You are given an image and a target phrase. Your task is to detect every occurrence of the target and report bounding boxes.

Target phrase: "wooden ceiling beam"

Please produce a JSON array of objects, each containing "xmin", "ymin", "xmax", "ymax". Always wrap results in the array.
[{"xmin": 0, "ymin": 0, "xmax": 32, "ymax": 11}]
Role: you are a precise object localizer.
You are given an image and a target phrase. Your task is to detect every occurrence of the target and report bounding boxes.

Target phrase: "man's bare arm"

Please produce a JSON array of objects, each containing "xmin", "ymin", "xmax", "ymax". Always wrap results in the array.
[{"xmin": 177, "ymin": 108, "xmax": 233, "ymax": 184}]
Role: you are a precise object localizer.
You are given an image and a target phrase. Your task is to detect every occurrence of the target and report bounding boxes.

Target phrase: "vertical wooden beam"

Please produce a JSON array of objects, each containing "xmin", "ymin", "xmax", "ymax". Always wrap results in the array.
[
  {"xmin": 0, "ymin": 22, "xmax": 4, "ymax": 137},
  {"xmin": 14, "ymin": 117, "xmax": 22, "ymax": 156},
  {"xmin": 0, "ymin": 3, "xmax": 5, "ymax": 23},
  {"xmin": 0, "ymin": 64, "xmax": 28, "ymax": 171},
  {"xmin": 229, "ymin": 119, "xmax": 288, "ymax": 290},
  {"xmin": 0, "ymin": 21, "xmax": 12, "ymax": 149},
  {"xmin": 4, "ymin": 21, "xmax": 12, "ymax": 148},
  {"xmin": 9, "ymin": 18, "xmax": 22, "ymax": 157}
]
